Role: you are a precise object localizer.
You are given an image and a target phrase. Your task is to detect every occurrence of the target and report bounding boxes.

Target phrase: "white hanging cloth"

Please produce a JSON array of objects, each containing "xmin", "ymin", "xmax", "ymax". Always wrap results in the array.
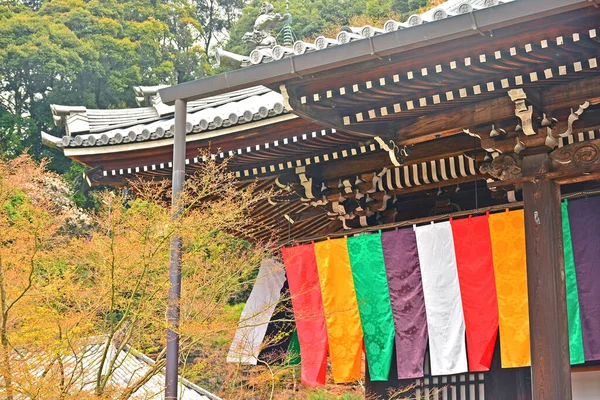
[
  {"xmin": 414, "ymin": 222, "xmax": 468, "ymax": 375},
  {"xmin": 226, "ymin": 258, "xmax": 286, "ymax": 364}
]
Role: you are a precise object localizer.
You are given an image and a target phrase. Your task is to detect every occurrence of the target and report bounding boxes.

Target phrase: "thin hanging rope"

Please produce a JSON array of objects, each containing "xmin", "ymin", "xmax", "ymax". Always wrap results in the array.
[
  {"xmin": 474, "ymin": 137, "xmax": 479, "ymax": 211},
  {"xmin": 287, "ymin": 198, "xmax": 291, "ymax": 241}
]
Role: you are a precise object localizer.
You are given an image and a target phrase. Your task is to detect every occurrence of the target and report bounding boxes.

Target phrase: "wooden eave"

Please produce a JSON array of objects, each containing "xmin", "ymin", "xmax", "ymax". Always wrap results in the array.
[
  {"xmin": 280, "ymin": 8, "xmax": 600, "ymax": 142},
  {"xmin": 75, "ymin": 115, "xmax": 382, "ymax": 186},
  {"xmin": 158, "ymin": 0, "xmax": 594, "ymax": 104}
]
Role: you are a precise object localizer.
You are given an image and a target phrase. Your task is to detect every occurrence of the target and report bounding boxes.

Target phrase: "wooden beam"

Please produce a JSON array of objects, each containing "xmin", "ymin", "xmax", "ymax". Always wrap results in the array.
[
  {"xmin": 387, "ymin": 175, "xmax": 486, "ymax": 197},
  {"xmin": 284, "ymin": 84, "xmax": 399, "ymax": 138},
  {"xmin": 396, "ymin": 76, "xmax": 600, "ymax": 146},
  {"xmin": 397, "ymin": 96, "xmax": 515, "ymax": 145},
  {"xmin": 521, "ymin": 153, "xmax": 571, "ymax": 400},
  {"xmin": 311, "ymin": 134, "xmax": 481, "ymax": 181}
]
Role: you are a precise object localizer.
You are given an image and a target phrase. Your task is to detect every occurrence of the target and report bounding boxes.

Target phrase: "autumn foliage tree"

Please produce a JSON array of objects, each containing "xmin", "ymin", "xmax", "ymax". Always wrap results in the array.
[
  {"xmin": 0, "ymin": 155, "xmax": 88, "ymax": 399},
  {"xmin": 0, "ymin": 153, "xmax": 277, "ymax": 399}
]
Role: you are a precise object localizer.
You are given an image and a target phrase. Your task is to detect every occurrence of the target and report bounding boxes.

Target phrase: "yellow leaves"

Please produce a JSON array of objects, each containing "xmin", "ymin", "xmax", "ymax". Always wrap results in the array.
[
  {"xmin": 94, "ymin": 17, "xmax": 124, "ymax": 37},
  {"xmin": 0, "ymin": 152, "xmax": 281, "ymax": 397}
]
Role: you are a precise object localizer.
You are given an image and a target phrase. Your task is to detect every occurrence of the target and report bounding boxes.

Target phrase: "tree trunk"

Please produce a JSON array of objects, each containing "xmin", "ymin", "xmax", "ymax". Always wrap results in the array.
[{"xmin": 0, "ymin": 257, "xmax": 13, "ymax": 400}]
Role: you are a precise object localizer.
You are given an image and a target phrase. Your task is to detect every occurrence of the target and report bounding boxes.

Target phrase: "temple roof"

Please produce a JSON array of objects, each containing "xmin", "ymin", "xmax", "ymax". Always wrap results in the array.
[
  {"xmin": 46, "ymin": 86, "xmax": 285, "ymax": 149},
  {"xmin": 27, "ymin": 336, "xmax": 220, "ymax": 399},
  {"xmin": 43, "ymin": 0, "xmax": 600, "ymax": 242},
  {"xmin": 218, "ymin": 0, "xmax": 512, "ymax": 67}
]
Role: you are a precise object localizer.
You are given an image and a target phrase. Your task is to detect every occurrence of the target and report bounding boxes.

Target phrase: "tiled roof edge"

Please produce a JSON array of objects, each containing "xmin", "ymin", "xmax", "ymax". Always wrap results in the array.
[
  {"xmin": 48, "ymin": 90, "xmax": 287, "ymax": 149},
  {"xmin": 244, "ymin": 0, "xmax": 511, "ymax": 65}
]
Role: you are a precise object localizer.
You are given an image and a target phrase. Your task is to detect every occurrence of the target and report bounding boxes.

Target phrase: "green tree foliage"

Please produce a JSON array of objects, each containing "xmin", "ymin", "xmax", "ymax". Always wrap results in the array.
[
  {"xmin": 0, "ymin": 0, "xmax": 211, "ymax": 175},
  {"xmin": 393, "ymin": 0, "xmax": 431, "ymax": 18},
  {"xmin": 0, "ymin": 5, "xmax": 85, "ymax": 159},
  {"xmin": 0, "ymin": 0, "xmax": 431, "ymax": 205},
  {"xmin": 195, "ymin": 0, "xmax": 245, "ymax": 54}
]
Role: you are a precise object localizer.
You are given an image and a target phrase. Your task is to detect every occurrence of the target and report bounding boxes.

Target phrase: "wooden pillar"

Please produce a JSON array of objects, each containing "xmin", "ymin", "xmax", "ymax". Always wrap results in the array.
[{"xmin": 522, "ymin": 153, "xmax": 571, "ymax": 399}]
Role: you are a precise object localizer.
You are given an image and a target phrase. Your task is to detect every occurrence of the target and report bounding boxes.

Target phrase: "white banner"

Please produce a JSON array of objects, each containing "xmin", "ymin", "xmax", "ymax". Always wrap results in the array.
[
  {"xmin": 226, "ymin": 258, "xmax": 286, "ymax": 365},
  {"xmin": 415, "ymin": 221, "xmax": 468, "ymax": 375}
]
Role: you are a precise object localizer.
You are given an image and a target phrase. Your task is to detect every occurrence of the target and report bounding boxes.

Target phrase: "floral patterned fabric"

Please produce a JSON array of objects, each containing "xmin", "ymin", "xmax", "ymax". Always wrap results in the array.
[
  {"xmin": 381, "ymin": 228, "xmax": 428, "ymax": 379},
  {"xmin": 568, "ymin": 197, "xmax": 600, "ymax": 361},
  {"xmin": 561, "ymin": 200, "xmax": 585, "ymax": 365},
  {"xmin": 347, "ymin": 233, "xmax": 395, "ymax": 381},
  {"xmin": 314, "ymin": 238, "xmax": 363, "ymax": 383},
  {"xmin": 489, "ymin": 210, "xmax": 531, "ymax": 368},
  {"xmin": 282, "ymin": 244, "xmax": 328, "ymax": 386}
]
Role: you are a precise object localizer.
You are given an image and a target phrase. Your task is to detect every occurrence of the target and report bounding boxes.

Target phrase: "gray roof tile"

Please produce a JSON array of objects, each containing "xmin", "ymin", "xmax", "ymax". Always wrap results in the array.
[{"xmin": 49, "ymin": 86, "xmax": 286, "ymax": 148}]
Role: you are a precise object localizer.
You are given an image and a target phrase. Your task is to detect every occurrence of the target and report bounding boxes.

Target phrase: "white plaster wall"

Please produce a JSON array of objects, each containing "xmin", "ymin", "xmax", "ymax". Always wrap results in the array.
[{"xmin": 572, "ymin": 371, "xmax": 600, "ymax": 400}]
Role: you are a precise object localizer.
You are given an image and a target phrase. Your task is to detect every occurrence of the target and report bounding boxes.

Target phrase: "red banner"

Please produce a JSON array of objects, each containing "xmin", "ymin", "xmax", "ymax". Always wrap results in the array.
[
  {"xmin": 451, "ymin": 216, "xmax": 499, "ymax": 371},
  {"xmin": 281, "ymin": 244, "xmax": 328, "ymax": 386}
]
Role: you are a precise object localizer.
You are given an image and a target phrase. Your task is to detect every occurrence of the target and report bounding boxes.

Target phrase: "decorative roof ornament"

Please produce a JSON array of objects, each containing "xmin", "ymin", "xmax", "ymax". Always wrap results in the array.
[
  {"xmin": 213, "ymin": 0, "xmax": 513, "ymax": 67},
  {"xmin": 216, "ymin": 2, "xmax": 289, "ymax": 68},
  {"xmin": 277, "ymin": 0, "xmax": 295, "ymax": 47},
  {"xmin": 244, "ymin": 2, "xmax": 286, "ymax": 49}
]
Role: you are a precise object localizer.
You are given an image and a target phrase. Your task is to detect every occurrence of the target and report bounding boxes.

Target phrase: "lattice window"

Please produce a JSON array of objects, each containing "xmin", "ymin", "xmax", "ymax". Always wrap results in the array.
[{"xmin": 413, "ymin": 355, "xmax": 486, "ymax": 400}]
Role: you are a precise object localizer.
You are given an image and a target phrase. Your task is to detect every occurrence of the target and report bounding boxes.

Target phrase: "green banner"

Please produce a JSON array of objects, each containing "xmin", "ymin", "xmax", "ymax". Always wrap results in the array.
[
  {"xmin": 347, "ymin": 233, "xmax": 395, "ymax": 381},
  {"xmin": 562, "ymin": 200, "xmax": 585, "ymax": 364}
]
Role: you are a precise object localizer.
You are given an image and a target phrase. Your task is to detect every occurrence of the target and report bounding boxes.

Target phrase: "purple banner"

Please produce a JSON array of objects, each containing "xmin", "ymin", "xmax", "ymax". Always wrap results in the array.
[
  {"xmin": 568, "ymin": 197, "xmax": 600, "ymax": 361},
  {"xmin": 381, "ymin": 228, "xmax": 428, "ymax": 378}
]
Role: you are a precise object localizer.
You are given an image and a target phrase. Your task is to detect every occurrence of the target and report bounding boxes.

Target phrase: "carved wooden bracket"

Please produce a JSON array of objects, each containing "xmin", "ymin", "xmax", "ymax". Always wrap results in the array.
[
  {"xmin": 374, "ymin": 137, "xmax": 409, "ymax": 167},
  {"xmin": 479, "ymin": 153, "xmax": 522, "ymax": 182},
  {"xmin": 508, "ymin": 88, "xmax": 591, "ymax": 153},
  {"xmin": 508, "ymin": 89, "xmax": 536, "ymax": 136},
  {"xmin": 272, "ymin": 169, "xmax": 323, "ymax": 202},
  {"xmin": 551, "ymin": 139, "xmax": 600, "ymax": 168},
  {"xmin": 543, "ymin": 101, "xmax": 590, "ymax": 149},
  {"xmin": 296, "ymin": 166, "xmax": 319, "ymax": 200},
  {"xmin": 463, "ymin": 127, "xmax": 503, "ymax": 158},
  {"xmin": 490, "ymin": 138, "xmax": 600, "ymax": 189}
]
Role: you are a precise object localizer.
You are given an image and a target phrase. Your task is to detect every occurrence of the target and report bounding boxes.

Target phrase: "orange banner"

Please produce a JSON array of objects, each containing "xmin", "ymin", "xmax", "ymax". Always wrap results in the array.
[
  {"xmin": 314, "ymin": 238, "xmax": 363, "ymax": 383},
  {"xmin": 488, "ymin": 210, "xmax": 531, "ymax": 368}
]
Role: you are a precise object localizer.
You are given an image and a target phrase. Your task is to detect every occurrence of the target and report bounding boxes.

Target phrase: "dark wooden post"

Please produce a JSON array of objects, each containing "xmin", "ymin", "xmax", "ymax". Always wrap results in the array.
[{"xmin": 521, "ymin": 153, "xmax": 571, "ymax": 399}]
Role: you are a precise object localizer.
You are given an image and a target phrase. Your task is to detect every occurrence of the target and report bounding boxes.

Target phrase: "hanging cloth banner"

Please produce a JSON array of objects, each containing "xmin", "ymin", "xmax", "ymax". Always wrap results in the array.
[
  {"xmin": 561, "ymin": 200, "xmax": 585, "ymax": 364},
  {"xmin": 414, "ymin": 222, "xmax": 468, "ymax": 375},
  {"xmin": 381, "ymin": 228, "xmax": 428, "ymax": 379},
  {"xmin": 257, "ymin": 280, "xmax": 295, "ymax": 364},
  {"xmin": 451, "ymin": 216, "xmax": 499, "ymax": 372},
  {"xmin": 282, "ymin": 244, "xmax": 328, "ymax": 386},
  {"xmin": 287, "ymin": 330, "xmax": 301, "ymax": 365},
  {"xmin": 314, "ymin": 238, "xmax": 364, "ymax": 383},
  {"xmin": 568, "ymin": 197, "xmax": 600, "ymax": 361},
  {"xmin": 227, "ymin": 258, "xmax": 286, "ymax": 365},
  {"xmin": 347, "ymin": 233, "xmax": 395, "ymax": 381},
  {"xmin": 489, "ymin": 210, "xmax": 531, "ymax": 368}
]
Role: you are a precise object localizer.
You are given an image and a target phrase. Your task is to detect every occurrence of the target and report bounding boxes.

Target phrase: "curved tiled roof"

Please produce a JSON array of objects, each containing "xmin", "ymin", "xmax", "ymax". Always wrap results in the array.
[
  {"xmin": 26, "ymin": 336, "xmax": 220, "ymax": 399},
  {"xmin": 48, "ymin": 86, "xmax": 286, "ymax": 148},
  {"xmin": 233, "ymin": 0, "xmax": 512, "ymax": 67}
]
